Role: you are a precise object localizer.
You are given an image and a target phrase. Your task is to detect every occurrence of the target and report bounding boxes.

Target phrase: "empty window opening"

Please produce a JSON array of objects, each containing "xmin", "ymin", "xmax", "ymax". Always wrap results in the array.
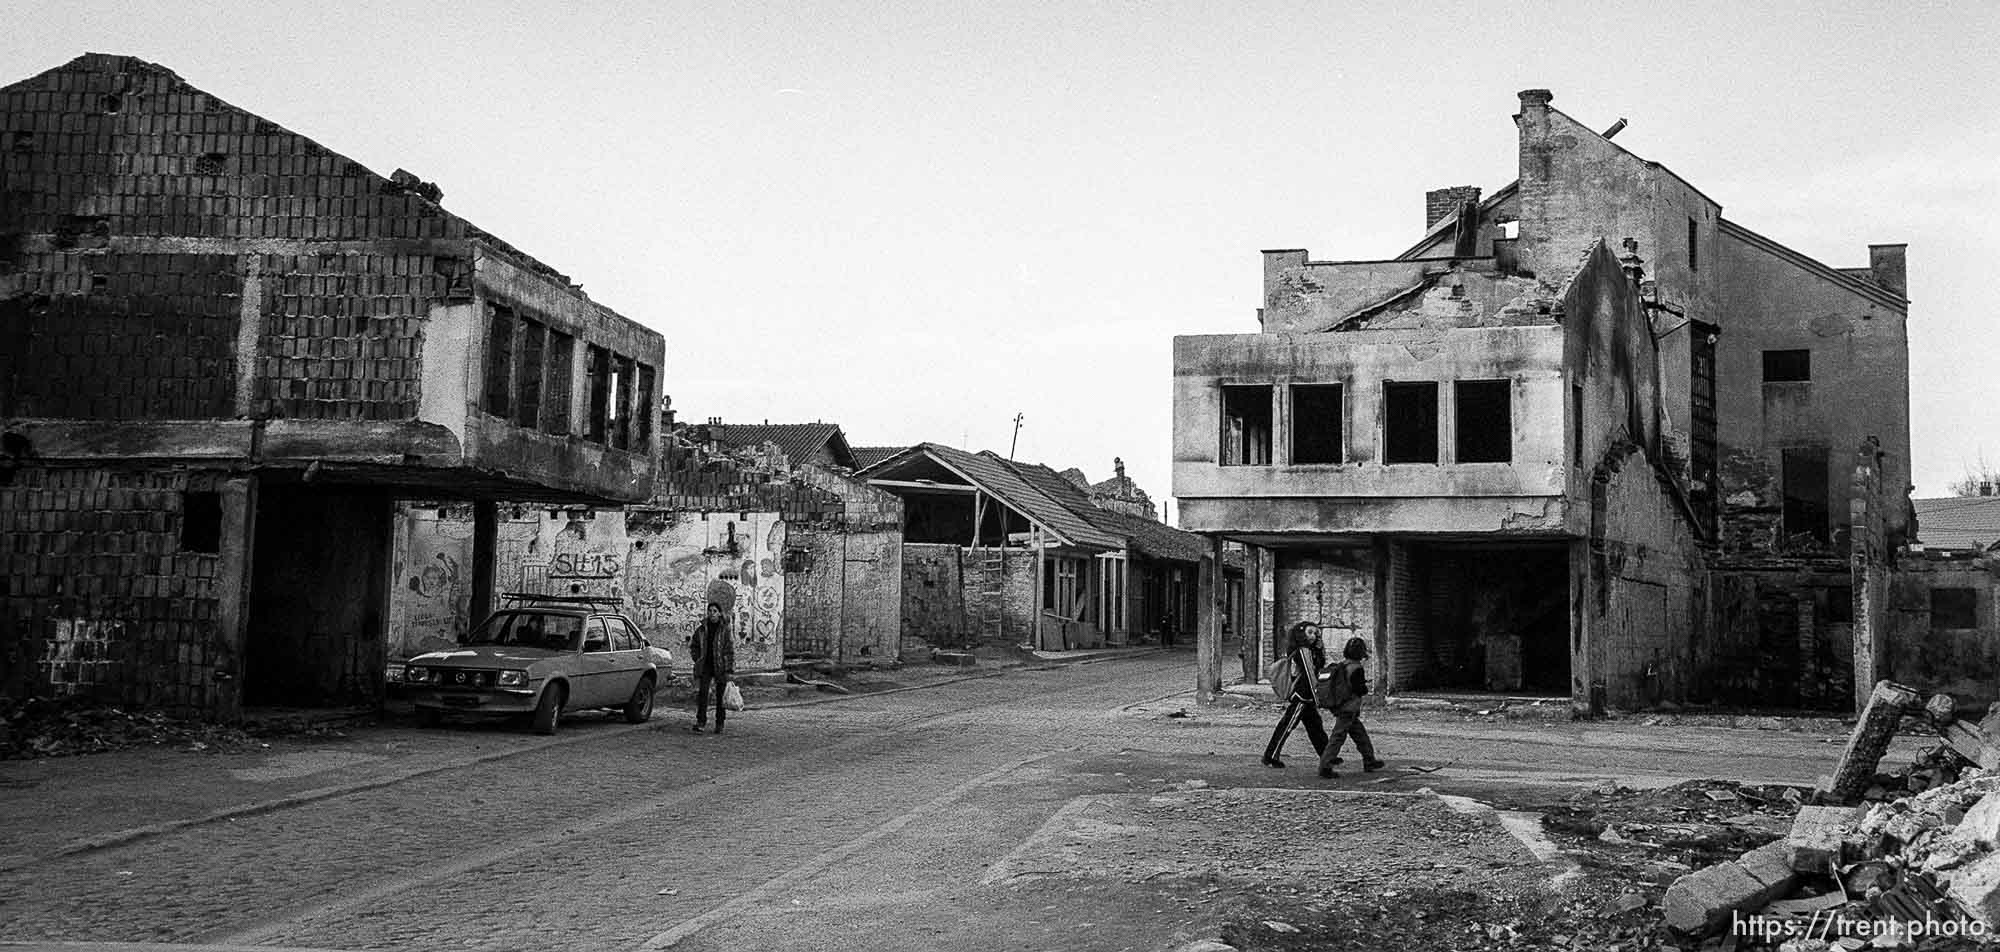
[
  {"xmin": 1219, "ymin": 385, "xmax": 1272, "ymax": 466},
  {"xmin": 1781, "ymin": 447, "xmax": 1830, "ymax": 545},
  {"xmin": 1289, "ymin": 384, "xmax": 1343, "ymax": 464},
  {"xmin": 514, "ymin": 319, "xmax": 545, "ymax": 430},
  {"xmin": 194, "ymin": 152, "xmax": 227, "ymax": 175},
  {"xmin": 1499, "ymin": 220, "xmax": 1520, "ymax": 240},
  {"xmin": 1571, "ymin": 383, "xmax": 1584, "ymax": 466},
  {"xmin": 482, "ymin": 305, "xmax": 514, "ymax": 418},
  {"xmin": 100, "ymin": 94, "xmax": 122, "ymax": 114},
  {"xmin": 1822, "ymin": 585, "xmax": 1854, "ymax": 624},
  {"xmin": 1384, "ymin": 381, "xmax": 1439, "ymax": 464},
  {"xmin": 1687, "ymin": 217, "xmax": 1699, "ymax": 271},
  {"xmin": 1933, "ymin": 589, "xmax": 1978, "ymax": 630},
  {"xmin": 544, "ymin": 331, "xmax": 574, "ymax": 435},
  {"xmin": 181, "ymin": 492, "xmax": 222, "ymax": 554},
  {"xmin": 1764, "ymin": 349, "xmax": 1811, "ymax": 383},
  {"xmin": 585, "ymin": 345, "xmax": 611, "ymax": 444},
  {"xmin": 1454, "ymin": 380, "xmax": 1512, "ymax": 463},
  {"xmin": 635, "ymin": 363, "xmax": 656, "ymax": 452},
  {"xmin": 612, "ymin": 356, "xmax": 635, "ymax": 450}
]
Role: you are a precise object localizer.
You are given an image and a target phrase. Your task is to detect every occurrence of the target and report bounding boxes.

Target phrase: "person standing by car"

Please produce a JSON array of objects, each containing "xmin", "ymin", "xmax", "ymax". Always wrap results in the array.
[{"xmin": 688, "ymin": 602, "xmax": 735, "ymax": 734}]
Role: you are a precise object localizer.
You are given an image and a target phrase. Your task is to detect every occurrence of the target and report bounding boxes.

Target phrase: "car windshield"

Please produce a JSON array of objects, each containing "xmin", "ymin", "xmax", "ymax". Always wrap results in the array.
[{"xmin": 465, "ymin": 611, "xmax": 584, "ymax": 651}]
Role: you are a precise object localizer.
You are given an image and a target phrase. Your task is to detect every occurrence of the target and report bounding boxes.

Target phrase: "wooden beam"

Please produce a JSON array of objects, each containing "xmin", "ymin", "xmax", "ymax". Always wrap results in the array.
[{"xmin": 864, "ymin": 479, "xmax": 977, "ymax": 493}]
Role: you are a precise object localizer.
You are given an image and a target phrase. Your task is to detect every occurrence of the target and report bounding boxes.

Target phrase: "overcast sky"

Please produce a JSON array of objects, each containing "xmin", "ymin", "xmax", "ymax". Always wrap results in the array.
[{"xmin": 8, "ymin": 1, "xmax": 1997, "ymax": 506}]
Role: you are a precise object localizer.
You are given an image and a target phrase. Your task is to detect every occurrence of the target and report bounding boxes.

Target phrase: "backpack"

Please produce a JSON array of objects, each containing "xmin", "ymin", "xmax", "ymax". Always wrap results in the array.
[
  {"xmin": 1266, "ymin": 656, "xmax": 1293, "ymax": 700},
  {"xmin": 1317, "ymin": 661, "xmax": 1356, "ymax": 710}
]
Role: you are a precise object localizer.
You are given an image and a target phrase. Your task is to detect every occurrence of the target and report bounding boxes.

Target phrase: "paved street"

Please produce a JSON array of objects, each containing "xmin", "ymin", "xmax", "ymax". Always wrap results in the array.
[{"xmin": 0, "ymin": 655, "xmax": 1901, "ymax": 952}]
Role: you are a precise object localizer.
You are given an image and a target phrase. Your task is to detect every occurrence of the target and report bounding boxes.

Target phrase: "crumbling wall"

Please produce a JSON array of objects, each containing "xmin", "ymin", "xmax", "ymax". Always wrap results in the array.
[
  {"xmin": 1715, "ymin": 226, "xmax": 1911, "ymax": 551},
  {"xmin": 0, "ymin": 466, "xmax": 231, "ymax": 713},
  {"xmin": 388, "ymin": 504, "xmax": 789, "ymax": 672},
  {"xmin": 1884, "ymin": 556, "xmax": 2000, "ymax": 708},
  {"xmin": 783, "ymin": 464, "xmax": 904, "ymax": 662},
  {"xmin": 900, "ymin": 543, "xmax": 966, "ymax": 648},
  {"xmin": 1274, "ymin": 546, "xmax": 1375, "ymax": 674},
  {"xmin": 1584, "ymin": 442, "xmax": 1705, "ymax": 710}
]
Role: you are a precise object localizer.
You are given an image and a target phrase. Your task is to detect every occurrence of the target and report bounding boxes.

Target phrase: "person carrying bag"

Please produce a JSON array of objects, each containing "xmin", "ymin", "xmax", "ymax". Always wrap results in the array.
[{"xmin": 1260, "ymin": 622, "xmax": 1329, "ymax": 768}]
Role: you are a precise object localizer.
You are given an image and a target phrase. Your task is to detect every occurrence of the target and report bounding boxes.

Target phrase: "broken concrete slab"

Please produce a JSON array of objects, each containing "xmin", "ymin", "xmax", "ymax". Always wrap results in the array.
[
  {"xmin": 1663, "ymin": 842, "xmax": 1798, "ymax": 936},
  {"xmin": 1960, "ymin": 790, "xmax": 2000, "ymax": 847},
  {"xmin": 1823, "ymin": 681, "xmax": 1921, "ymax": 804},
  {"xmin": 1787, "ymin": 805, "xmax": 1861, "ymax": 873}
]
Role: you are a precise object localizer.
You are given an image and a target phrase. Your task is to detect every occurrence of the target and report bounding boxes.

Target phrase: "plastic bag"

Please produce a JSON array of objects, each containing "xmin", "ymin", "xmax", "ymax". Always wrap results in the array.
[{"xmin": 722, "ymin": 681, "xmax": 745, "ymax": 712}]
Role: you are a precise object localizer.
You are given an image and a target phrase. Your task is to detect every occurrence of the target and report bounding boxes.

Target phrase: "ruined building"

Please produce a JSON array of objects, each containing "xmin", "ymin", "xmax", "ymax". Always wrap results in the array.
[
  {"xmin": 1, "ymin": 55, "xmax": 664, "ymax": 717},
  {"xmin": 1174, "ymin": 89, "xmax": 1914, "ymax": 712},
  {"xmin": 387, "ymin": 419, "xmax": 904, "ymax": 674}
]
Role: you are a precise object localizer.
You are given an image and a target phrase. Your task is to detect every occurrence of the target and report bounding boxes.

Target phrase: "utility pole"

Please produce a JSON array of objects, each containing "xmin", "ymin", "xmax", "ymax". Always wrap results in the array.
[{"xmin": 1009, "ymin": 412, "xmax": 1025, "ymax": 459}]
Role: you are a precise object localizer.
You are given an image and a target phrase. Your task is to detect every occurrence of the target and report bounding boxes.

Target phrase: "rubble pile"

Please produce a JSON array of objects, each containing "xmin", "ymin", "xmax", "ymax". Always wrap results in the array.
[
  {"xmin": 0, "ymin": 695, "xmax": 251, "ymax": 759},
  {"xmin": 1661, "ymin": 684, "xmax": 2000, "ymax": 950}
]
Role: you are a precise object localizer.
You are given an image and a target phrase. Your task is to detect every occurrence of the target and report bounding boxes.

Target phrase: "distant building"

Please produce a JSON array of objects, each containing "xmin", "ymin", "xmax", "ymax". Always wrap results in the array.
[
  {"xmin": 1174, "ymin": 90, "xmax": 1915, "ymax": 711},
  {"xmin": 861, "ymin": 444, "xmax": 1209, "ymax": 651}
]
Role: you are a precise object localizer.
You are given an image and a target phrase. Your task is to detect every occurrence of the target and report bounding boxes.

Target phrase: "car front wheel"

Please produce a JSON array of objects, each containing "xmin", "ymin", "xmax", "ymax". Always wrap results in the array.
[
  {"xmin": 624, "ymin": 675, "xmax": 657, "ymax": 724},
  {"xmin": 532, "ymin": 684, "xmax": 565, "ymax": 735}
]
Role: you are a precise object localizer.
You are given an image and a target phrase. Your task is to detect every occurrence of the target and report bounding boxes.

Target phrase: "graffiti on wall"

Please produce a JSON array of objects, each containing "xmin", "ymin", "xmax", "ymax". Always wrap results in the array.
[{"xmin": 389, "ymin": 506, "xmax": 789, "ymax": 670}]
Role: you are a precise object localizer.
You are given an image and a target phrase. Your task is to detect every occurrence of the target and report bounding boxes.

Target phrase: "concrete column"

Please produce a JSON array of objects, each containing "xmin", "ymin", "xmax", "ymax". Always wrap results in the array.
[
  {"xmin": 213, "ymin": 474, "xmax": 258, "ymax": 721},
  {"xmin": 1244, "ymin": 546, "xmax": 1264, "ymax": 678},
  {"xmin": 1196, "ymin": 535, "xmax": 1224, "ymax": 702},
  {"xmin": 471, "ymin": 501, "xmax": 498, "ymax": 626}
]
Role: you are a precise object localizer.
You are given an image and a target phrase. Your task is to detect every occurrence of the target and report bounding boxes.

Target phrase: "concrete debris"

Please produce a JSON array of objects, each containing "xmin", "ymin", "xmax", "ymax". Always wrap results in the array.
[
  {"xmin": 1822, "ymin": 681, "xmax": 1922, "ymax": 805},
  {"xmin": 1669, "ymin": 712, "xmax": 2000, "ymax": 943}
]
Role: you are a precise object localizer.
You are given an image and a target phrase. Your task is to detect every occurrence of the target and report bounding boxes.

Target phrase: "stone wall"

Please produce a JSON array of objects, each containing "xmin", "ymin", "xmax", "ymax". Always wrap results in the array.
[{"xmin": 901, "ymin": 543, "xmax": 966, "ymax": 649}]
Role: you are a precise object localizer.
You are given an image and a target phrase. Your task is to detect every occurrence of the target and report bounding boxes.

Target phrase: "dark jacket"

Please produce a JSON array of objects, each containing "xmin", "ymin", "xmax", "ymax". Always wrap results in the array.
[
  {"xmin": 1287, "ymin": 644, "xmax": 1326, "ymax": 703},
  {"xmin": 690, "ymin": 617, "xmax": 735, "ymax": 676},
  {"xmin": 1324, "ymin": 660, "xmax": 1369, "ymax": 715}
]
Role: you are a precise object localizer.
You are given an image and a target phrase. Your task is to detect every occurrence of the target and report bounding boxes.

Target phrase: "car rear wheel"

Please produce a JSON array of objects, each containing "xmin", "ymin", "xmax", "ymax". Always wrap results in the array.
[
  {"xmin": 532, "ymin": 683, "xmax": 565, "ymax": 735},
  {"xmin": 624, "ymin": 674, "xmax": 657, "ymax": 724}
]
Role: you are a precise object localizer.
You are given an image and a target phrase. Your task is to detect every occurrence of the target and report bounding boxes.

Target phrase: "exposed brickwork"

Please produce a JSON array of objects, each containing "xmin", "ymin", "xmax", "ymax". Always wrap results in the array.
[{"xmin": 0, "ymin": 465, "xmax": 226, "ymax": 712}]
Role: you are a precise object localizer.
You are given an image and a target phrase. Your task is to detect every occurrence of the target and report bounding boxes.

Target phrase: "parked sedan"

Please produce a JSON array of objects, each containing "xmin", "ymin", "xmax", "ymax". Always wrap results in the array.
[{"xmin": 402, "ymin": 605, "xmax": 663, "ymax": 734}]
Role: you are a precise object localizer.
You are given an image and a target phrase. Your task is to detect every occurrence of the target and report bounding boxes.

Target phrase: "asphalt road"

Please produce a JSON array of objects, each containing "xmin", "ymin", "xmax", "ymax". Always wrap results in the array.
[{"xmin": 0, "ymin": 654, "xmax": 1895, "ymax": 952}]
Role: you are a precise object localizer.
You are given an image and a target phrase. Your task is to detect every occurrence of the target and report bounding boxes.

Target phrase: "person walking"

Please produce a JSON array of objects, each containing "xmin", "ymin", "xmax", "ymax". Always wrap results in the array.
[
  {"xmin": 688, "ymin": 602, "xmax": 735, "ymax": 734},
  {"xmin": 1318, "ymin": 636, "xmax": 1387, "ymax": 778},
  {"xmin": 1261, "ymin": 622, "xmax": 1329, "ymax": 768}
]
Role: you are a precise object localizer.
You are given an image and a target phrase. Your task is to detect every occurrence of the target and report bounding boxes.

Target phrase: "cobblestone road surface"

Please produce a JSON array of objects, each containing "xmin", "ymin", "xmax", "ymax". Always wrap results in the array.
[{"xmin": 0, "ymin": 655, "xmax": 1885, "ymax": 951}]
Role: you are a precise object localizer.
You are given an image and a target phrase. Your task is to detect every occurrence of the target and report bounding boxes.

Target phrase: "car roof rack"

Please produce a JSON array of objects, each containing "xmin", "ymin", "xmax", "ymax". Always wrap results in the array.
[{"xmin": 500, "ymin": 592, "xmax": 624, "ymax": 608}]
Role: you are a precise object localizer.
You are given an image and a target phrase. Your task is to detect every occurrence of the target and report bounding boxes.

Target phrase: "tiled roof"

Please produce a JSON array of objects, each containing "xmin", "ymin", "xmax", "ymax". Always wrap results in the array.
[
  {"xmin": 1913, "ymin": 496, "xmax": 2000, "ymax": 551},
  {"xmin": 851, "ymin": 446, "xmax": 908, "ymax": 470},
  {"xmin": 862, "ymin": 444, "xmax": 1123, "ymax": 550},
  {"xmin": 997, "ymin": 459, "xmax": 1208, "ymax": 565},
  {"xmin": 709, "ymin": 423, "xmax": 855, "ymax": 470}
]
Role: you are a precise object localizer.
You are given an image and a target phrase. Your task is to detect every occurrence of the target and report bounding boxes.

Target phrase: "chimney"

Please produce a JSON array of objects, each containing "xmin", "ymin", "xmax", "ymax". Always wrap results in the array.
[
  {"xmin": 1113, "ymin": 457, "xmax": 1126, "ymax": 480},
  {"xmin": 1869, "ymin": 244, "xmax": 1907, "ymax": 296},
  {"xmin": 1425, "ymin": 186, "xmax": 1482, "ymax": 229},
  {"xmin": 1982, "ymin": 481, "xmax": 1994, "ymax": 497}
]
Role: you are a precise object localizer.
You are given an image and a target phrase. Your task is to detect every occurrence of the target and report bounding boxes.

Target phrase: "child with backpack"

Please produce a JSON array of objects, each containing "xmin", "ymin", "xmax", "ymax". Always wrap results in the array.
[
  {"xmin": 1317, "ymin": 636, "xmax": 1387, "ymax": 779},
  {"xmin": 1260, "ymin": 622, "xmax": 1329, "ymax": 768}
]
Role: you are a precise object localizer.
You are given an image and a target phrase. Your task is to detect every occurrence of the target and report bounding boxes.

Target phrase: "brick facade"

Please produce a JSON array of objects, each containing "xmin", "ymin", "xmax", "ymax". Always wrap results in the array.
[{"xmin": 1, "ymin": 466, "xmax": 229, "ymax": 712}]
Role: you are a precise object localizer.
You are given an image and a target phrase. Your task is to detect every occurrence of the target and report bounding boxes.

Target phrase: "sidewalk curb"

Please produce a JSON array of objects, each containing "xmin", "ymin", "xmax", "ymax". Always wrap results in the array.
[{"xmin": 2, "ymin": 659, "xmax": 1048, "ymax": 873}]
